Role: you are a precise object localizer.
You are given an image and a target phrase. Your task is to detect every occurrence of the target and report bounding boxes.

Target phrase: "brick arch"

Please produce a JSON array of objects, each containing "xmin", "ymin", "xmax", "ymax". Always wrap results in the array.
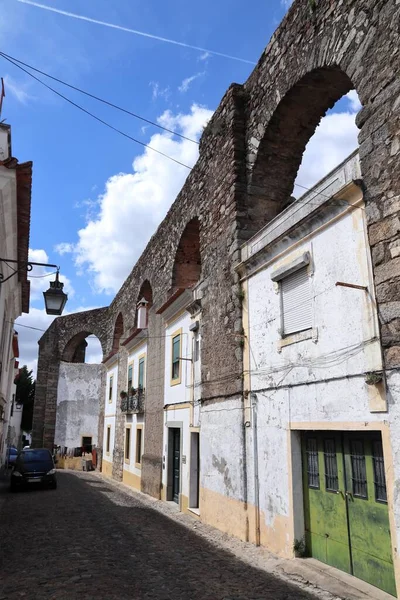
[{"xmin": 171, "ymin": 217, "xmax": 201, "ymax": 290}]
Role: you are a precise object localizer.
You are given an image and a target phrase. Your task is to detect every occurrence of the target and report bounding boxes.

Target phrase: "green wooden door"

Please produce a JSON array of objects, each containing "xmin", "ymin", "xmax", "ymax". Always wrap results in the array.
[
  {"xmin": 302, "ymin": 431, "xmax": 396, "ymax": 597},
  {"xmin": 302, "ymin": 433, "xmax": 351, "ymax": 574},
  {"xmin": 343, "ymin": 433, "xmax": 396, "ymax": 597}
]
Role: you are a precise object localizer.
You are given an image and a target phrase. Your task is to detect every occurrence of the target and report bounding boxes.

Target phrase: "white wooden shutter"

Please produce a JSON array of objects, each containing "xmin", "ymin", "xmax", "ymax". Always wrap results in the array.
[{"xmin": 281, "ymin": 266, "xmax": 312, "ymax": 335}]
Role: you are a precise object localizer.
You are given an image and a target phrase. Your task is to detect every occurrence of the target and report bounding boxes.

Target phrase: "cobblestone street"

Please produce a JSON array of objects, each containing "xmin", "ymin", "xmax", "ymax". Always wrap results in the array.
[{"xmin": 0, "ymin": 471, "xmax": 340, "ymax": 600}]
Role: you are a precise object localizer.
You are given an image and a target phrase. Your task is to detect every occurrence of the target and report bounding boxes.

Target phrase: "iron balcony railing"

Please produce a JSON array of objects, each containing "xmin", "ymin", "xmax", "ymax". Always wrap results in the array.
[{"xmin": 120, "ymin": 389, "xmax": 145, "ymax": 414}]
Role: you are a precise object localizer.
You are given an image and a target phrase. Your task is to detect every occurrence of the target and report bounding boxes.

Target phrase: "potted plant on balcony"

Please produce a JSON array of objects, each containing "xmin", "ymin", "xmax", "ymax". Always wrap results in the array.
[
  {"xmin": 120, "ymin": 391, "xmax": 128, "ymax": 412},
  {"xmin": 130, "ymin": 386, "xmax": 137, "ymax": 397}
]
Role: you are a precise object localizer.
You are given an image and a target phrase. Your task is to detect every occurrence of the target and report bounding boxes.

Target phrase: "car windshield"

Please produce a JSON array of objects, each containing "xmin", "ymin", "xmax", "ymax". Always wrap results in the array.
[{"xmin": 21, "ymin": 450, "xmax": 52, "ymax": 463}]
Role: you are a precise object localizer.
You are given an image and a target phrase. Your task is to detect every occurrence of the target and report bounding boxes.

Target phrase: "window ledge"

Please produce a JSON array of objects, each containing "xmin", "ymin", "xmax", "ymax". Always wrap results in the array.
[{"xmin": 277, "ymin": 327, "xmax": 318, "ymax": 352}]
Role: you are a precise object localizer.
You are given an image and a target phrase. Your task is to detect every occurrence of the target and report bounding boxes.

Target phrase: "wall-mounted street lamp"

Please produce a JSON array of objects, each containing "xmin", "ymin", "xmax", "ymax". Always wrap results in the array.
[
  {"xmin": 0, "ymin": 258, "xmax": 68, "ymax": 316},
  {"xmin": 43, "ymin": 271, "xmax": 68, "ymax": 315}
]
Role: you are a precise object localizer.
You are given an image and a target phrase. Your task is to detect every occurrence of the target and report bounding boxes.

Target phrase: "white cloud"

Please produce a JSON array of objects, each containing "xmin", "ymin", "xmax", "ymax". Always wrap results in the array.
[
  {"xmin": 54, "ymin": 243, "xmax": 74, "ymax": 256},
  {"xmin": 3, "ymin": 74, "xmax": 35, "ymax": 104},
  {"xmin": 15, "ymin": 304, "xmax": 103, "ymax": 377},
  {"xmin": 28, "ymin": 248, "xmax": 75, "ymax": 300},
  {"xmin": 199, "ymin": 52, "xmax": 210, "ymax": 61},
  {"xmin": 150, "ymin": 81, "xmax": 170, "ymax": 101},
  {"xmin": 294, "ymin": 108, "xmax": 359, "ymax": 196},
  {"xmin": 346, "ymin": 90, "xmax": 362, "ymax": 112},
  {"xmin": 56, "ymin": 104, "xmax": 213, "ymax": 295},
  {"xmin": 178, "ymin": 71, "xmax": 205, "ymax": 93},
  {"xmin": 15, "ymin": 308, "xmax": 55, "ymax": 377}
]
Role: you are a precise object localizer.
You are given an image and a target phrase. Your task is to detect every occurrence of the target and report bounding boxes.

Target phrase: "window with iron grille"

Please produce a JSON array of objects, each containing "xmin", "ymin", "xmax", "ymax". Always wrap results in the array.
[
  {"xmin": 372, "ymin": 440, "xmax": 387, "ymax": 503},
  {"xmin": 324, "ymin": 438, "xmax": 339, "ymax": 492},
  {"xmin": 306, "ymin": 438, "xmax": 319, "ymax": 489},
  {"xmin": 350, "ymin": 440, "xmax": 368, "ymax": 499},
  {"xmin": 281, "ymin": 266, "xmax": 312, "ymax": 336}
]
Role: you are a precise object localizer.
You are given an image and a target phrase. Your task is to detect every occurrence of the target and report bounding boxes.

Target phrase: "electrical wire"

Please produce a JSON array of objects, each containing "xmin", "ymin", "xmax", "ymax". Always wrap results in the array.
[
  {"xmin": 0, "ymin": 51, "xmax": 199, "ymax": 145},
  {"xmin": 0, "ymin": 51, "xmax": 363, "ymax": 207},
  {"xmin": 0, "ymin": 52, "xmax": 193, "ymax": 170}
]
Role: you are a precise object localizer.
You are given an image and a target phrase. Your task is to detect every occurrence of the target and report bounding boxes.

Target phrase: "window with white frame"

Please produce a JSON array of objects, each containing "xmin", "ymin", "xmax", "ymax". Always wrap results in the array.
[{"xmin": 280, "ymin": 266, "xmax": 312, "ymax": 335}]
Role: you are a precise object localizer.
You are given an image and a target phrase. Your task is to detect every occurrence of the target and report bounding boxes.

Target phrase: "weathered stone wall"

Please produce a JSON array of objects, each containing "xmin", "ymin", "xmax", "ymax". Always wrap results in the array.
[{"xmin": 33, "ymin": 0, "xmax": 400, "ymax": 502}]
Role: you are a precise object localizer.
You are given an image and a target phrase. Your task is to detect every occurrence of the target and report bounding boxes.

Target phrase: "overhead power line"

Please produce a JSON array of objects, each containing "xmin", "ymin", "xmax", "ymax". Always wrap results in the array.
[
  {"xmin": 0, "ymin": 50, "xmax": 362, "ymax": 210},
  {"xmin": 0, "ymin": 51, "xmax": 199, "ymax": 145},
  {"xmin": 0, "ymin": 52, "xmax": 193, "ymax": 170}
]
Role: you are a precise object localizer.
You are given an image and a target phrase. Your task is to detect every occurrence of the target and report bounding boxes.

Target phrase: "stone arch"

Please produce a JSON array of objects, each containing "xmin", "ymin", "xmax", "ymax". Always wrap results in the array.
[
  {"xmin": 62, "ymin": 331, "xmax": 104, "ymax": 363},
  {"xmin": 171, "ymin": 217, "xmax": 201, "ymax": 290},
  {"xmin": 112, "ymin": 312, "xmax": 124, "ymax": 352},
  {"xmin": 249, "ymin": 67, "xmax": 354, "ymax": 220}
]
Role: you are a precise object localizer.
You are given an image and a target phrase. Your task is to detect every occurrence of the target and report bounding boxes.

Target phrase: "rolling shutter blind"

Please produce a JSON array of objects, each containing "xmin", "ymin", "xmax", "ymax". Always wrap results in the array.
[{"xmin": 281, "ymin": 266, "xmax": 312, "ymax": 335}]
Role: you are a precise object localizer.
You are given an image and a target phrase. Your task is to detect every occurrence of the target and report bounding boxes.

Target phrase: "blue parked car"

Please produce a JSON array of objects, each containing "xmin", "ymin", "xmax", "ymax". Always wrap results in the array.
[{"xmin": 7, "ymin": 447, "xmax": 18, "ymax": 467}]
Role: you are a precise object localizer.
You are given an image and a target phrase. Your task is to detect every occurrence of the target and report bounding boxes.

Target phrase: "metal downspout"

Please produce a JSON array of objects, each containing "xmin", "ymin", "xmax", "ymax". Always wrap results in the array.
[{"xmin": 252, "ymin": 394, "xmax": 261, "ymax": 546}]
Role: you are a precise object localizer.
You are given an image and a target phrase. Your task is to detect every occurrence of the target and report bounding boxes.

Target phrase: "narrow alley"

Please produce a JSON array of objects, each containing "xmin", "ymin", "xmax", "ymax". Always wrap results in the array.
[{"xmin": 0, "ymin": 471, "xmax": 338, "ymax": 600}]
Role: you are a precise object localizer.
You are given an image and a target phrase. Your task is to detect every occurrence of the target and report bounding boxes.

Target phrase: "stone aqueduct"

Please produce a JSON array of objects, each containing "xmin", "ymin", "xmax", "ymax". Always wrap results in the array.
[{"xmin": 33, "ymin": 0, "xmax": 400, "ymax": 498}]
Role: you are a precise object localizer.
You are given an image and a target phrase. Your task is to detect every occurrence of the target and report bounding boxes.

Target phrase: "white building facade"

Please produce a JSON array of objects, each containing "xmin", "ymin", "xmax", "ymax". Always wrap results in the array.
[
  {"xmin": 159, "ymin": 290, "xmax": 200, "ymax": 514},
  {"xmin": 234, "ymin": 152, "xmax": 398, "ymax": 596},
  {"xmin": 120, "ymin": 335, "xmax": 147, "ymax": 491},
  {"xmin": 0, "ymin": 124, "xmax": 31, "ymax": 466}
]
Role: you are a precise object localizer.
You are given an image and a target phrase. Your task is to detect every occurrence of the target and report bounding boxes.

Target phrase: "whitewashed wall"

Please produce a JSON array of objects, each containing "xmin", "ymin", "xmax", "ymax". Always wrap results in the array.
[
  {"xmin": 164, "ymin": 311, "xmax": 192, "ymax": 406},
  {"xmin": 127, "ymin": 341, "xmax": 147, "ymax": 392},
  {"xmin": 161, "ymin": 406, "xmax": 191, "ymax": 502},
  {"xmin": 243, "ymin": 199, "xmax": 399, "ymax": 554},
  {"xmin": 123, "ymin": 341, "xmax": 147, "ymax": 480},
  {"xmin": 102, "ymin": 362, "xmax": 118, "ymax": 463},
  {"xmin": 55, "ymin": 362, "xmax": 102, "ymax": 448}
]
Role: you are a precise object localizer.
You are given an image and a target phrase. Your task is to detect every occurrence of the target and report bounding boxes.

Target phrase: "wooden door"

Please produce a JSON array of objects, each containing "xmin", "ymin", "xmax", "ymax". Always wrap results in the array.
[
  {"xmin": 172, "ymin": 428, "xmax": 181, "ymax": 504},
  {"xmin": 302, "ymin": 431, "xmax": 396, "ymax": 597}
]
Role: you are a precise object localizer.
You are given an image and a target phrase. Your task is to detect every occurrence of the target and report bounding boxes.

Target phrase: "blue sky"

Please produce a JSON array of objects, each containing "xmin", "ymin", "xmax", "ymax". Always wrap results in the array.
[{"xmin": 1, "ymin": 0, "xmax": 361, "ymax": 372}]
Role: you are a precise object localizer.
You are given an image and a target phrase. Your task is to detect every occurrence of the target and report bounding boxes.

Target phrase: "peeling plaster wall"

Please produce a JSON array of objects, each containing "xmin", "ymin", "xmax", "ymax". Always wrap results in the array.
[
  {"xmin": 54, "ymin": 362, "xmax": 102, "ymax": 448},
  {"xmin": 242, "ymin": 180, "xmax": 400, "ymax": 560}
]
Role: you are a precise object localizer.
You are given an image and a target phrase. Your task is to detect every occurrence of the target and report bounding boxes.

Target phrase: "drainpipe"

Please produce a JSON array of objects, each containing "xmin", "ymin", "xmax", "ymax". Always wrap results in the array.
[{"xmin": 252, "ymin": 393, "xmax": 261, "ymax": 546}]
